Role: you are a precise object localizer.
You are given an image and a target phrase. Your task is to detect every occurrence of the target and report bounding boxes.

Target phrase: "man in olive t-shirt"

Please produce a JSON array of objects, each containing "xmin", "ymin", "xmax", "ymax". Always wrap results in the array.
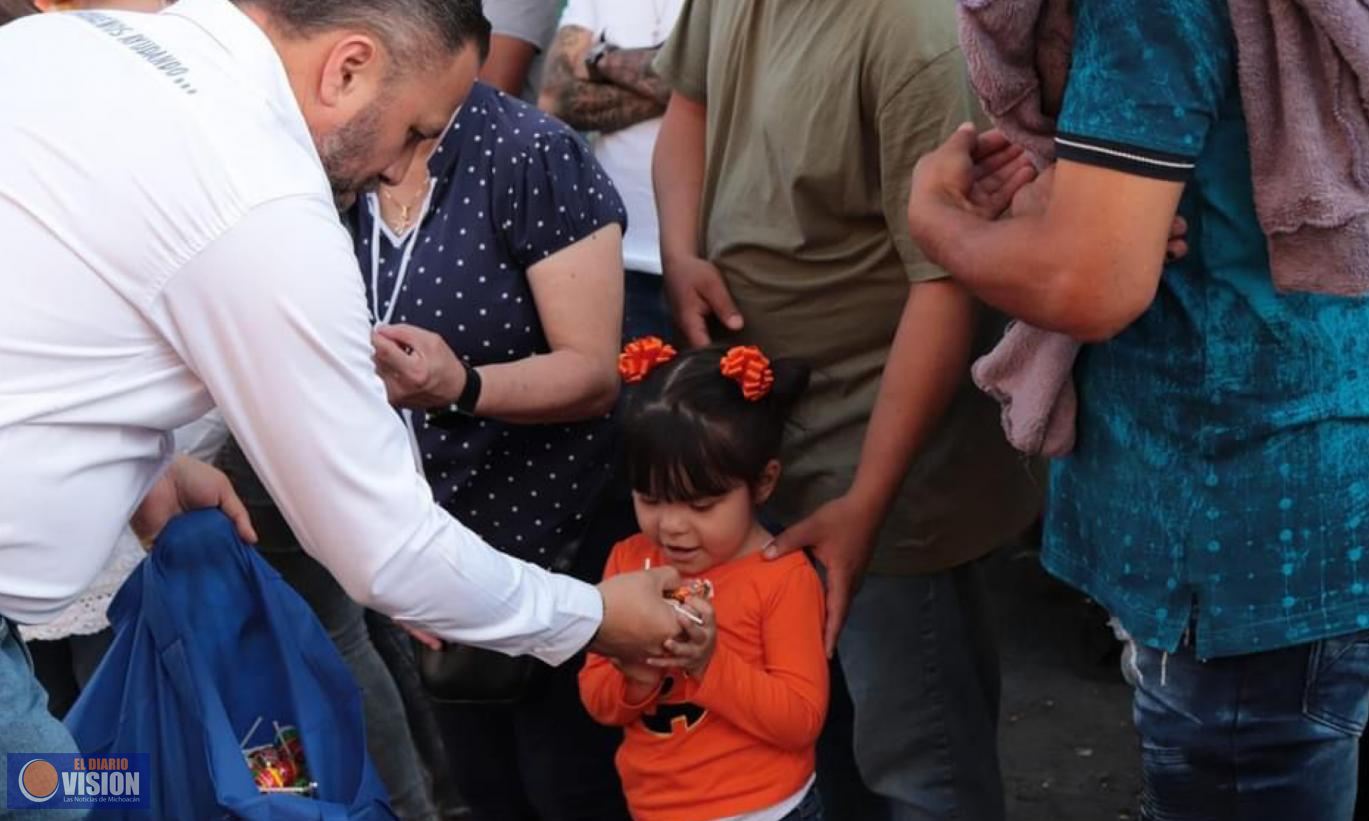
[{"xmin": 652, "ymin": 1, "xmax": 1040, "ymax": 818}]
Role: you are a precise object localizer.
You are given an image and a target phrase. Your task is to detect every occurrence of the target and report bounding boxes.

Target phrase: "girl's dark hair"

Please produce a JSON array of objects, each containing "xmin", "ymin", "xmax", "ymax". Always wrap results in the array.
[{"xmin": 621, "ymin": 346, "xmax": 810, "ymax": 502}]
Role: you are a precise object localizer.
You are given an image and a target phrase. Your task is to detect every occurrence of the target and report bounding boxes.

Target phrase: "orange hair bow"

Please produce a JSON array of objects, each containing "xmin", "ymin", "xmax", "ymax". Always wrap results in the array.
[
  {"xmin": 618, "ymin": 336, "xmax": 678, "ymax": 384},
  {"xmin": 720, "ymin": 345, "xmax": 774, "ymax": 401}
]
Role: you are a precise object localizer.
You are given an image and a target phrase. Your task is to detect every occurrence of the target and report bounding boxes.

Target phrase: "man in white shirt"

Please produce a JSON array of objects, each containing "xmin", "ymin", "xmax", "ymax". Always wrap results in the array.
[
  {"xmin": 538, "ymin": 0, "xmax": 683, "ymax": 342},
  {"xmin": 0, "ymin": 0, "xmax": 682, "ymax": 775}
]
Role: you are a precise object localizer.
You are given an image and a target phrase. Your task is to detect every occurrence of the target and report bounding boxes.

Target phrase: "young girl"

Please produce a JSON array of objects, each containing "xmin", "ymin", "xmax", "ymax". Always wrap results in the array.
[{"xmin": 579, "ymin": 339, "xmax": 828, "ymax": 821}]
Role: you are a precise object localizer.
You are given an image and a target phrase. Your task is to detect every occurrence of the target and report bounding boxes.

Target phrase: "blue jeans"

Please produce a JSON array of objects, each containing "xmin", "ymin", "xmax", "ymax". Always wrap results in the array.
[
  {"xmin": 0, "ymin": 618, "xmax": 85, "ymax": 819},
  {"xmin": 833, "ymin": 564, "xmax": 1003, "ymax": 821},
  {"xmin": 779, "ymin": 784, "xmax": 825, "ymax": 820},
  {"xmin": 1125, "ymin": 631, "xmax": 1369, "ymax": 821}
]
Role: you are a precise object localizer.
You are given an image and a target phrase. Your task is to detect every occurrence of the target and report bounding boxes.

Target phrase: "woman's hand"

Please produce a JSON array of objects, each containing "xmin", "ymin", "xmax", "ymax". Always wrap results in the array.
[{"xmin": 371, "ymin": 323, "xmax": 468, "ymax": 409}]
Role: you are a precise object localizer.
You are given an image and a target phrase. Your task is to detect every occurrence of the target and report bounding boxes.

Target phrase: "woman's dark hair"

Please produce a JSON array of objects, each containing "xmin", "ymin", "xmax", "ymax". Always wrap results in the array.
[{"xmin": 622, "ymin": 346, "xmax": 810, "ymax": 502}]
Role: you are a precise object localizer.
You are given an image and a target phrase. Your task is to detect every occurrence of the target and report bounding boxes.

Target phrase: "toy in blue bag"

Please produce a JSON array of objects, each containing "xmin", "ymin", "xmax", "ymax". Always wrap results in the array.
[{"xmin": 66, "ymin": 509, "xmax": 395, "ymax": 820}]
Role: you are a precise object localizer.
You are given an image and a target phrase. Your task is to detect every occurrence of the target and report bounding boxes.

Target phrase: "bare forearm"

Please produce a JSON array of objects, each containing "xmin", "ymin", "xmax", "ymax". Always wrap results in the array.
[
  {"xmin": 908, "ymin": 162, "xmax": 1178, "ymax": 341},
  {"xmin": 846, "ymin": 280, "xmax": 978, "ymax": 517},
  {"xmin": 654, "ymin": 94, "xmax": 707, "ymax": 264},
  {"xmin": 472, "ymin": 350, "xmax": 619, "ymax": 424},
  {"xmin": 550, "ymin": 82, "xmax": 666, "ymax": 134},
  {"xmin": 540, "ymin": 26, "xmax": 664, "ymax": 133},
  {"xmin": 915, "ymin": 208, "xmax": 1081, "ymax": 332},
  {"xmin": 597, "ymin": 47, "xmax": 670, "ymax": 105}
]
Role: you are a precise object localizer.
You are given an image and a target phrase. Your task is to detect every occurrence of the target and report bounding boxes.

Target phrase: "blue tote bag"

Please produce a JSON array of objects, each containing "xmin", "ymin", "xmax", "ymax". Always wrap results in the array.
[{"xmin": 66, "ymin": 510, "xmax": 394, "ymax": 820}]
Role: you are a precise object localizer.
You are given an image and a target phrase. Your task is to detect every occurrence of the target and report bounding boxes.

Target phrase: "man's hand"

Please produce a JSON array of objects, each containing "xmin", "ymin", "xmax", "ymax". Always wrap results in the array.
[
  {"xmin": 649, "ymin": 596, "xmax": 716, "ymax": 679},
  {"xmin": 132, "ymin": 455, "xmax": 257, "ymax": 544},
  {"xmin": 592, "ymin": 566, "xmax": 685, "ymax": 660},
  {"xmin": 372, "ymin": 324, "xmax": 467, "ymax": 409},
  {"xmin": 908, "ymin": 125, "xmax": 1038, "ymax": 242},
  {"xmin": 764, "ymin": 494, "xmax": 881, "ymax": 656},
  {"xmin": 662, "ymin": 256, "xmax": 744, "ymax": 347}
]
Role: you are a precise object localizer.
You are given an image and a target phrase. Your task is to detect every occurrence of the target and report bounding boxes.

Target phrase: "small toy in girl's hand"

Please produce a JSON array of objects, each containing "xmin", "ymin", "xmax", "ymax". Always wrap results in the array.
[
  {"xmin": 665, "ymin": 580, "xmax": 713, "ymax": 625},
  {"xmin": 666, "ymin": 579, "xmax": 713, "ymax": 604},
  {"xmin": 668, "ymin": 601, "xmax": 705, "ymax": 626}
]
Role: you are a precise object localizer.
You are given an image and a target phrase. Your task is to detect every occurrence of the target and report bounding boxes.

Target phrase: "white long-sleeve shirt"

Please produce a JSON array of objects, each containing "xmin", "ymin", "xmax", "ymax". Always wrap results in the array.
[{"xmin": 0, "ymin": 0, "xmax": 602, "ymax": 664}]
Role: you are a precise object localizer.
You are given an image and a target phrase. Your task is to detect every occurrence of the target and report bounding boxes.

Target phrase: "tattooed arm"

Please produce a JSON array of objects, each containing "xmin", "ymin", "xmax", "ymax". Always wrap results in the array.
[
  {"xmin": 539, "ymin": 25, "xmax": 667, "ymax": 134},
  {"xmin": 595, "ymin": 47, "xmax": 671, "ymax": 106}
]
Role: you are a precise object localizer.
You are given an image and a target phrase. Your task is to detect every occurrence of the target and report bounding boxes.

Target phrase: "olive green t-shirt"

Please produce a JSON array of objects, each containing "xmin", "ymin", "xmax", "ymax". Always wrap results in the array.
[{"xmin": 655, "ymin": 0, "xmax": 1040, "ymax": 574}]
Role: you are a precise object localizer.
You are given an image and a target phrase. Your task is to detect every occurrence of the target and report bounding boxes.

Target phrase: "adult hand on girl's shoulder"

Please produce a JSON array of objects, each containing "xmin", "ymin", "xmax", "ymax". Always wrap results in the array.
[
  {"xmin": 651, "ymin": 596, "xmax": 717, "ymax": 679},
  {"xmin": 371, "ymin": 323, "xmax": 468, "ymax": 409},
  {"xmin": 764, "ymin": 494, "xmax": 881, "ymax": 657}
]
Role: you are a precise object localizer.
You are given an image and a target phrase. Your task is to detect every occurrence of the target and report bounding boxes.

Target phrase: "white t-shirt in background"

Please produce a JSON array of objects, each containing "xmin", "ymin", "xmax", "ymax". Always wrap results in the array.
[{"xmin": 558, "ymin": 0, "xmax": 684, "ymax": 276}]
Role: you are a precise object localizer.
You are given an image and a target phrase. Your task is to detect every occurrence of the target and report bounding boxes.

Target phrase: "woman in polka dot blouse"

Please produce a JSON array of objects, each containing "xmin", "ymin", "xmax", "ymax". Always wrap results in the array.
[{"xmin": 358, "ymin": 79, "xmax": 634, "ymax": 821}]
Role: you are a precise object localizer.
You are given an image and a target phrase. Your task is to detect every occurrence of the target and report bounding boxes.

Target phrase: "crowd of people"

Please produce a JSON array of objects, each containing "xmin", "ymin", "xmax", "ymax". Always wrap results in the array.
[{"xmin": 2, "ymin": 0, "xmax": 1369, "ymax": 820}]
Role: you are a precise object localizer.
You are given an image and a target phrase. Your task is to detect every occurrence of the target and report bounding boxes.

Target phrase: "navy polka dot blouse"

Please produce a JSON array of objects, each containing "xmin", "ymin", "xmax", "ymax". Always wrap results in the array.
[{"xmin": 350, "ymin": 82, "xmax": 628, "ymax": 567}]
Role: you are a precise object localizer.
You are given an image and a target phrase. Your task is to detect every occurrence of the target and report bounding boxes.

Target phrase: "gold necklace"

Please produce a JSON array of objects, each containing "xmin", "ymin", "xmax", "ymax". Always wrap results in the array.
[{"xmin": 379, "ymin": 178, "xmax": 429, "ymax": 233}]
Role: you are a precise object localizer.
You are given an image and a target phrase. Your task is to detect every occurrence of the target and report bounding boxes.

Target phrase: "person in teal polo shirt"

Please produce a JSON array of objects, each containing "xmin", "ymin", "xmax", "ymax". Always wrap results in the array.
[{"xmin": 908, "ymin": 0, "xmax": 1369, "ymax": 817}]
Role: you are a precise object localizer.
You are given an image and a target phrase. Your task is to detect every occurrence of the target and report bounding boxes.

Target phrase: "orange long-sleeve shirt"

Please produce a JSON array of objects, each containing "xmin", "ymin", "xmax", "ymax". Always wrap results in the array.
[{"xmin": 580, "ymin": 534, "xmax": 829, "ymax": 821}]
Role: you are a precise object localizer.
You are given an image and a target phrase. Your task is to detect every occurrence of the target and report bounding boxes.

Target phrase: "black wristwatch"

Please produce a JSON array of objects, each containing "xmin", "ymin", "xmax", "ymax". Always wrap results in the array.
[
  {"xmin": 426, "ymin": 360, "xmax": 482, "ymax": 430},
  {"xmin": 584, "ymin": 38, "xmax": 616, "ymax": 83}
]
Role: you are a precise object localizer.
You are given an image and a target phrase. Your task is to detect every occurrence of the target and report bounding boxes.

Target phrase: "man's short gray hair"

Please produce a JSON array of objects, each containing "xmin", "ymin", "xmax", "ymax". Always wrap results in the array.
[{"xmin": 237, "ymin": 0, "xmax": 490, "ymax": 71}]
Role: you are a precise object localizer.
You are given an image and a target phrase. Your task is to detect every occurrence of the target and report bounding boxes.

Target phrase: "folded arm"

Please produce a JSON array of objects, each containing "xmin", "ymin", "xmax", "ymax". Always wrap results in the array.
[
  {"xmin": 909, "ymin": 154, "xmax": 1182, "ymax": 342},
  {"xmin": 539, "ymin": 25, "xmax": 666, "ymax": 133}
]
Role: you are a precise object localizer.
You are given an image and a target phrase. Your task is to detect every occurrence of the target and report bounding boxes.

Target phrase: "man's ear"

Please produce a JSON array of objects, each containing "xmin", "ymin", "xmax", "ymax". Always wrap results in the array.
[{"xmin": 317, "ymin": 34, "xmax": 383, "ymax": 108}]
